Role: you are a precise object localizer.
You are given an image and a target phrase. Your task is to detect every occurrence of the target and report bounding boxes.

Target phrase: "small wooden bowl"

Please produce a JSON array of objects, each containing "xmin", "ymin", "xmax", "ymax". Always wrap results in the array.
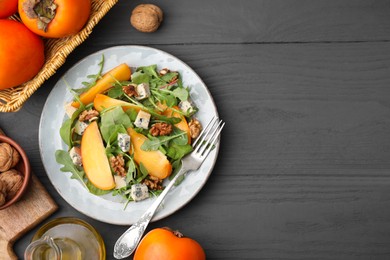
[{"xmin": 0, "ymin": 135, "xmax": 31, "ymax": 210}]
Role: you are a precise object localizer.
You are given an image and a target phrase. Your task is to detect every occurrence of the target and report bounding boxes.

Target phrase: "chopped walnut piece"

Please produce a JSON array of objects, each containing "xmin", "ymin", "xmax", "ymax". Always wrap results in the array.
[
  {"xmin": 188, "ymin": 118, "xmax": 202, "ymax": 139},
  {"xmin": 159, "ymin": 68, "xmax": 170, "ymax": 76},
  {"xmin": 150, "ymin": 122, "xmax": 173, "ymax": 136},
  {"xmin": 142, "ymin": 175, "xmax": 163, "ymax": 190},
  {"xmin": 123, "ymin": 84, "xmax": 138, "ymax": 97},
  {"xmin": 79, "ymin": 109, "xmax": 99, "ymax": 122},
  {"xmin": 110, "ymin": 154, "xmax": 126, "ymax": 177}
]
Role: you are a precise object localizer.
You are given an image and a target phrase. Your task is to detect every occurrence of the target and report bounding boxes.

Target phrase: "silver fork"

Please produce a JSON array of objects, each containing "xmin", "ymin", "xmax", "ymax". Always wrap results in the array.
[{"xmin": 113, "ymin": 116, "xmax": 225, "ymax": 259}]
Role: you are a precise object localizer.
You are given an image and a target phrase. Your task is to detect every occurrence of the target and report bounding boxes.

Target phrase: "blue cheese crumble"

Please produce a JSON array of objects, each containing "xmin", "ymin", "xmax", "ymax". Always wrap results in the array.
[
  {"xmin": 135, "ymin": 83, "xmax": 151, "ymax": 100},
  {"xmin": 134, "ymin": 110, "xmax": 151, "ymax": 129},
  {"xmin": 117, "ymin": 133, "xmax": 130, "ymax": 152},
  {"xmin": 130, "ymin": 183, "xmax": 149, "ymax": 201}
]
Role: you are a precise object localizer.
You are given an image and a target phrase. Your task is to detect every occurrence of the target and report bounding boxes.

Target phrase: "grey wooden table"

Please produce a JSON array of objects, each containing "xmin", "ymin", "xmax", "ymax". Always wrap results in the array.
[{"xmin": 2, "ymin": 0, "xmax": 390, "ymax": 259}]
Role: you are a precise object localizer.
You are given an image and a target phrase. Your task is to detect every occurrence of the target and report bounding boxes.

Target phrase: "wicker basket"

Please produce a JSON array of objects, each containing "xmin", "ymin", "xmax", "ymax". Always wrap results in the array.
[{"xmin": 0, "ymin": 0, "xmax": 118, "ymax": 112}]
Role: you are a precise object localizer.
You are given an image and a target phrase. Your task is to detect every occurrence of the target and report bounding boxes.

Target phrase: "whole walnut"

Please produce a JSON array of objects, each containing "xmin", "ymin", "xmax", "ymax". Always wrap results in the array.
[
  {"xmin": 0, "ymin": 179, "xmax": 6, "ymax": 206},
  {"xmin": 130, "ymin": 4, "xmax": 163, "ymax": 33},
  {"xmin": 0, "ymin": 169, "xmax": 23, "ymax": 200},
  {"xmin": 0, "ymin": 142, "xmax": 20, "ymax": 172},
  {"xmin": 0, "ymin": 192, "xmax": 5, "ymax": 206}
]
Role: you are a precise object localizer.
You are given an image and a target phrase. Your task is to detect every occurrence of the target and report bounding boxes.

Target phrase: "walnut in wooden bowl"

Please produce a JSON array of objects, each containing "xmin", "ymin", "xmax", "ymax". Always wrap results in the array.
[{"xmin": 0, "ymin": 135, "xmax": 31, "ymax": 210}]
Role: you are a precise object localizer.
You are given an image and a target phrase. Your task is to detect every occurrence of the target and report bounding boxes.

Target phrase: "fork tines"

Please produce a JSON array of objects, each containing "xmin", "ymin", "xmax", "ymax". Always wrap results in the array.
[{"xmin": 193, "ymin": 116, "xmax": 225, "ymax": 157}]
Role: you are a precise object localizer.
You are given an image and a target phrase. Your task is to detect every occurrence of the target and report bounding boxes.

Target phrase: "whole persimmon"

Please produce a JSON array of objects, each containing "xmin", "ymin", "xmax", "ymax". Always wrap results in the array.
[
  {"xmin": 18, "ymin": 0, "xmax": 91, "ymax": 38},
  {"xmin": 134, "ymin": 228, "xmax": 206, "ymax": 260},
  {"xmin": 0, "ymin": 20, "xmax": 45, "ymax": 90},
  {"xmin": 0, "ymin": 0, "xmax": 18, "ymax": 18}
]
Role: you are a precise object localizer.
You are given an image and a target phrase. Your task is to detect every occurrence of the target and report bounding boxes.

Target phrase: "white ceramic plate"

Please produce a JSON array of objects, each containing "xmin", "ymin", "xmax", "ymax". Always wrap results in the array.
[{"xmin": 39, "ymin": 45, "xmax": 219, "ymax": 225}]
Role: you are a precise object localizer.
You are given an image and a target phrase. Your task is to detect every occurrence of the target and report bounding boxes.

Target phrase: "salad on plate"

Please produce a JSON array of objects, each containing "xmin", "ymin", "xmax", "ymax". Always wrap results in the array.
[{"xmin": 55, "ymin": 56, "xmax": 202, "ymax": 206}]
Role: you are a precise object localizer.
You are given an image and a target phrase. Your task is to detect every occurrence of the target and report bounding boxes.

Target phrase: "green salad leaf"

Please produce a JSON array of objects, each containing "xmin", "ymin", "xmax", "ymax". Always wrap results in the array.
[{"xmin": 55, "ymin": 150, "xmax": 87, "ymax": 190}]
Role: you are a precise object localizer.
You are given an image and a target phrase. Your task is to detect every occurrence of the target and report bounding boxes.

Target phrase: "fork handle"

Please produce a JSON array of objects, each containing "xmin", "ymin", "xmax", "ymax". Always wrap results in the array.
[{"xmin": 113, "ymin": 166, "xmax": 188, "ymax": 259}]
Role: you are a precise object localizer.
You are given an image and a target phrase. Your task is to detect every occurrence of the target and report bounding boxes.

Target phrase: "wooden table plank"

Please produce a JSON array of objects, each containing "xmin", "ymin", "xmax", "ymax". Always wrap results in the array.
[{"xmin": 93, "ymin": 0, "xmax": 390, "ymax": 45}]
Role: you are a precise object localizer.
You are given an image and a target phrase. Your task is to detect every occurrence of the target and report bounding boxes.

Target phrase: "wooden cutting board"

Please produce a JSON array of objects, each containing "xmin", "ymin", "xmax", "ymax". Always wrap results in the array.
[{"xmin": 0, "ymin": 130, "xmax": 58, "ymax": 260}]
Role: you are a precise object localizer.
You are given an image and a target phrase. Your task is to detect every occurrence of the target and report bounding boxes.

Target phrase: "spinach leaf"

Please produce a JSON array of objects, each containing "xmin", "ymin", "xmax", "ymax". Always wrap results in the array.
[
  {"xmin": 86, "ymin": 181, "xmax": 111, "ymax": 195},
  {"xmin": 172, "ymin": 87, "xmax": 189, "ymax": 101},
  {"xmin": 131, "ymin": 71, "xmax": 150, "ymax": 84},
  {"xmin": 100, "ymin": 106, "xmax": 132, "ymax": 143}
]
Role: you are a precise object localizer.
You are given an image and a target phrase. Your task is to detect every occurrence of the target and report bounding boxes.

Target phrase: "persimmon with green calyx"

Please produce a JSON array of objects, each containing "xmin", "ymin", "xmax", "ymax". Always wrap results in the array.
[
  {"xmin": 0, "ymin": 0, "xmax": 18, "ymax": 18},
  {"xmin": 72, "ymin": 63, "xmax": 132, "ymax": 108},
  {"xmin": 0, "ymin": 20, "xmax": 45, "ymax": 90},
  {"xmin": 93, "ymin": 94, "xmax": 140, "ymax": 113},
  {"xmin": 18, "ymin": 0, "xmax": 91, "ymax": 38},
  {"xmin": 127, "ymin": 128, "xmax": 172, "ymax": 179},
  {"xmin": 134, "ymin": 227, "xmax": 206, "ymax": 260},
  {"xmin": 81, "ymin": 121, "xmax": 115, "ymax": 190}
]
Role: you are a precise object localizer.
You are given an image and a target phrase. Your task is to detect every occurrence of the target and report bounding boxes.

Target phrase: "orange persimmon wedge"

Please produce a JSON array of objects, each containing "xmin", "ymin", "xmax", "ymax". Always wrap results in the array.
[
  {"xmin": 157, "ymin": 103, "xmax": 191, "ymax": 144},
  {"xmin": 93, "ymin": 94, "xmax": 140, "ymax": 112},
  {"xmin": 127, "ymin": 128, "xmax": 172, "ymax": 179},
  {"xmin": 72, "ymin": 63, "xmax": 132, "ymax": 108},
  {"xmin": 81, "ymin": 121, "xmax": 115, "ymax": 190}
]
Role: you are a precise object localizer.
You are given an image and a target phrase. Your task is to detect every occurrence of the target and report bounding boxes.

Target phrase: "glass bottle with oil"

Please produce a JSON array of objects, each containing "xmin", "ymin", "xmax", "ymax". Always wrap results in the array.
[{"xmin": 24, "ymin": 217, "xmax": 106, "ymax": 260}]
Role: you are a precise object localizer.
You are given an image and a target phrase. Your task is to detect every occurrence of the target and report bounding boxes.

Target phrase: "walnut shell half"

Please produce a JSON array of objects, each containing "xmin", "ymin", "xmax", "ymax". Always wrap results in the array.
[{"xmin": 130, "ymin": 4, "xmax": 163, "ymax": 33}]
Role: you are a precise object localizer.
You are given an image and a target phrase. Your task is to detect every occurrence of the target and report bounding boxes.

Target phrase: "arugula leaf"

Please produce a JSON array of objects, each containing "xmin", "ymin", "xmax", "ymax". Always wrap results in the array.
[
  {"xmin": 169, "ymin": 159, "xmax": 185, "ymax": 185},
  {"xmin": 151, "ymin": 89, "xmax": 176, "ymax": 107},
  {"xmin": 123, "ymin": 95, "xmax": 181, "ymax": 124},
  {"xmin": 137, "ymin": 64, "xmax": 159, "ymax": 79},
  {"xmin": 161, "ymin": 72, "xmax": 178, "ymax": 83},
  {"xmin": 75, "ymin": 55, "xmax": 105, "ymax": 94},
  {"xmin": 141, "ymin": 132, "xmax": 186, "ymax": 151},
  {"xmin": 55, "ymin": 150, "xmax": 88, "ymax": 190},
  {"xmin": 136, "ymin": 162, "xmax": 150, "ymax": 182},
  {"xmin": 166, "ymin": 143, "xmax": 193, "ymax": 160},
  {"xmin": 59, "ymin": 106, "xmax": 85, "ymax": 147},
  {"xmin": 171, "ymin": 127, "xmax": 188, "ymax": 145},
  {"xmin": 107, "ymin": 84, "xmax": 124, "ymax": 98},
  {"xmin": 125, "ymin": 156, "xmax": 137, "ymax": 183}
]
